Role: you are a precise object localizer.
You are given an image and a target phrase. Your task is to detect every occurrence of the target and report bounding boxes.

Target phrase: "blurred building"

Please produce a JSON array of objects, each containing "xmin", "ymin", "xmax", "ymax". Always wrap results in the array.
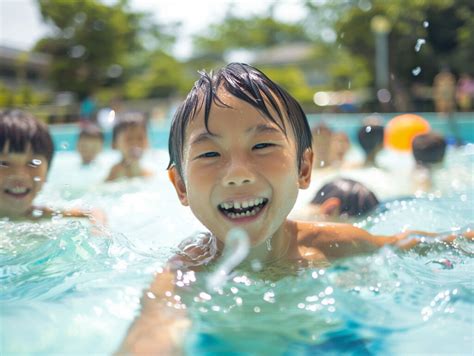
[
  {"xmin": 0, "ymin": 45, "xmax": 51, "ymax": 93},
  {"xmin": 251, "ymin": 42, "xmax": 329, "ymax": 86}
]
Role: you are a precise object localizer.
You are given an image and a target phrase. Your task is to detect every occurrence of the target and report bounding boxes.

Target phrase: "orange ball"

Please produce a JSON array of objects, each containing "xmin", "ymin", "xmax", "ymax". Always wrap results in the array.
[{"xmin": 385, "ymin": 114, "xmax": 431, "ymax": 151}]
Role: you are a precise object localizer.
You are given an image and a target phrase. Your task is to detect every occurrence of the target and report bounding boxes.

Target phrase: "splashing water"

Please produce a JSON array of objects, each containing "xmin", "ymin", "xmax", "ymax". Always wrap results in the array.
[{"xmin": 206, "ymin": 228, "xmax": 250, "ymax": 291}]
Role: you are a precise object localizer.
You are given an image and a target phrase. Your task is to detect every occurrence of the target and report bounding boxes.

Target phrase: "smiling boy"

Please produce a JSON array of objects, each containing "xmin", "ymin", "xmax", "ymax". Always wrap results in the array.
[
  {"xmin": 118, "ymin": 63, "xmax": 471, "ymax": 354},
  {"xmin": 0, "ymin": 109, "xmax": 106, "ymax": 223}
]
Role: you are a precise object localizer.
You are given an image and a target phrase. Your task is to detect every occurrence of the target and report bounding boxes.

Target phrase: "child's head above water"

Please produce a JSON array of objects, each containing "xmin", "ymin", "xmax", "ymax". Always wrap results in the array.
[
  {"xmin": 167, "ymin": 63, "xmax": 313, "ymax": 247},
  {"xmin": 112, "ymin": 112, "xmax": 148, "ymax": 161},
  {"xmin": 0, "ymin": 109, "xmax": 54, "ymax": 217},
  {"xmin": 168, "ymin": 62, "xmax": 313, "ymax": 179},
  {"xmin": 357, "ymin": 124, "xmax": 384, "ymax": 157},
  {"xmin": 412, "ymin": 132, "xmax": 446, "ymax": 167},
  {"xmin": 77, "ymin": 124, "xmax": 104, "ymax": 165},
  {"xmin": 310, "ymin": 178, "xmax": 379, "ymax": 218}
]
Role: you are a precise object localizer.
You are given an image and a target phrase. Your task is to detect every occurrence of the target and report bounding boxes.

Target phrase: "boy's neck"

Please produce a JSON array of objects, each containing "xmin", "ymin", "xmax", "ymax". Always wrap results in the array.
[{"xmin": 243, "ymin": 221, "xmax": 293, "ymax": 265}]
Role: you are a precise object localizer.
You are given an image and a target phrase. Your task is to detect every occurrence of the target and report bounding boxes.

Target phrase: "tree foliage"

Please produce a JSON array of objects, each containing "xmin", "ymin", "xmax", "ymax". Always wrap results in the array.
[{"xmin": 34, "ymin": 0, "xmax": 174, "ymax": 98}]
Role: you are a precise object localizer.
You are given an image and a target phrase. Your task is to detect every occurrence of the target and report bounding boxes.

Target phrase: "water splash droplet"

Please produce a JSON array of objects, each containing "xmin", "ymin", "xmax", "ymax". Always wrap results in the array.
[
  {"xmin": 206, "ymin": 228, "xmax": 250, "ymax": 290},
  {"xmin": 61, "ymin": 142, "xmax": 69, "ymax": 150},
  {"xmin": 266, "ymin": 236, "xmax": 272, "ymax": 251},
  {"xmin": 415, "ymin": 38, "xmax": 426, "ymax": 52},
  {"xmin": 423, "ymin": 21, "xmax": 429, "ymax": 28},
  {"xmin": 412, "ymin": 66, "xmax": 422, "ymax": 76}
]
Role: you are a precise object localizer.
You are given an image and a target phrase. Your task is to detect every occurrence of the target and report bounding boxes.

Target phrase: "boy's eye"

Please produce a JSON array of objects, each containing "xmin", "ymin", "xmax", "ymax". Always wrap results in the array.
[
  {"xmin": 28, "ymin": 159, "xmax": 43, "ymax": 168},
  {"xmin": 253, "ymin": 143, "xmax": 275, "ymax": 150},
  {"xmin": 197, "ymin": 151, "xmax": 220, "ymax": 159}
]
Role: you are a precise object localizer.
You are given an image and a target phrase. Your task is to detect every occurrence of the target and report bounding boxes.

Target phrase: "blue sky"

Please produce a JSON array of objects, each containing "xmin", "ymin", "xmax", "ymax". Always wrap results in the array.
[{"xmin": 0, "ymin": 0, "xmax": 306, "ymax": 59}]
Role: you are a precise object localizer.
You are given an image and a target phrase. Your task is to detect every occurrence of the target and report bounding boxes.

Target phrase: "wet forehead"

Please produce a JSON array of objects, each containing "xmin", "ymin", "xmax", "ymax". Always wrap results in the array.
[{"xmin": 185, "ymin": 89, "xmax": 289, "ymax": 144}]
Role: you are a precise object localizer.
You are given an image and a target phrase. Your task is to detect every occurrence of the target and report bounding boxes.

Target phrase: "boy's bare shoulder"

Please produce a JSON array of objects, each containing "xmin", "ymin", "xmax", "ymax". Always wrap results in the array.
[{"xmin": 106, "ymin": 163, "xmax": 124, "ymax": 181}]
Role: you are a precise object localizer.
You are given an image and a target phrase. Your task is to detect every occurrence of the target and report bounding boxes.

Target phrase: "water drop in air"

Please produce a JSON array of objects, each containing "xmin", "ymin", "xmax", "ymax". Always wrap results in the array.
[{"xmin": 412, "ymin": 67, "xmax": 422, "ymax": 76}]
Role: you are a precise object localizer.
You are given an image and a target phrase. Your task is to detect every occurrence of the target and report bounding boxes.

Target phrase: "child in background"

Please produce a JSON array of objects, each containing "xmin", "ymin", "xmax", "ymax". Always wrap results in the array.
[
  {"xmin": 76, "ymin": 125, "xmax": 104, "ymax": 165},
  {"xmin": 0, "ymin": 109, "xmax": 105, "ymax": 223},
  {"xmin": 118, "ymin": 63, "xmax": 471, "ymax": 354},
  {"xmin": 328, "ymin": 131, "xmax": 350, "ymax": 168},
  {"xmin": 311, "ymin": 123, "xmax": 332, "ymax": 169},
  {"xmin": 411, "ymin": 132, "xmax": 447, "ymax": 193},
  {"xmin": 302, "ymin": 178, "xmax": 379, "ymax": 221},
  {"xmin": 357, "ymin": 123, "xmax": 384, "ymax": 167},
  {"xmin": 106, "ymin": 113, "xmax": 153, "ymax": 181}
]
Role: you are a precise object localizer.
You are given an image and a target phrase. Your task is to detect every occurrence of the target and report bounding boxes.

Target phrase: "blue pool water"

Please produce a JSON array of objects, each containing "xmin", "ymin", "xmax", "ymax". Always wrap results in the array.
[{"xmin": 1, "ymin": 115, "xmax": 473, "ymax": 355}]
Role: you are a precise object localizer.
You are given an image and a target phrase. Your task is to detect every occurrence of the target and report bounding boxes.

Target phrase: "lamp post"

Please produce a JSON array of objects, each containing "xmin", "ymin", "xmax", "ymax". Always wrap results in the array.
[{"xmin": 371, "ymin": 15, "xmax": 391, "ymax": 109}]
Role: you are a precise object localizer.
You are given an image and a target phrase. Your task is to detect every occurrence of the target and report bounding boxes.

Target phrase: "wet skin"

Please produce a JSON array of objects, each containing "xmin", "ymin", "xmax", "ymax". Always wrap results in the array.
[
  {"xmin": 169, "ymin": 89, "xmax": 313, "ymax": 262},
  {"xmin": 0, "ymin": 143, "xmax": 48, "ymax": 218}
]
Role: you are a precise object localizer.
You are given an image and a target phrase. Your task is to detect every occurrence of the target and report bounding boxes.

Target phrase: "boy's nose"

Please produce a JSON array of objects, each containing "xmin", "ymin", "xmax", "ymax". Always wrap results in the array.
[{"xmin": 222, "ymin": 157, "xmax": 255, "ymax": 187}]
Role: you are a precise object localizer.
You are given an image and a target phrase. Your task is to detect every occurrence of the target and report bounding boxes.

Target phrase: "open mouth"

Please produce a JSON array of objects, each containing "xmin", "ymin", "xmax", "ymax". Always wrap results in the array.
[
  {"xmin": 4, "ymin": 187, "xmax": 31, "ymax": 198},
  {"xmin": 218, "ymin": 198, "xmax": 268, "ymax": 219}
]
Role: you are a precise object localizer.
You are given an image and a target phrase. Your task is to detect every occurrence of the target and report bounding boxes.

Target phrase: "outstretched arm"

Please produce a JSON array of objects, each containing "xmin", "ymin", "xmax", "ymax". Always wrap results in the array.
[
  {"xmin": 117, "ymin": 233, "xmax": 219, "ymax": 355},
  {"xmin": 116, "ymin": 266, "xmax": 191, "ymax": 355},
  {"xmin": 304, "ymin": 222, "xmax": 473, "ymax": 260}
]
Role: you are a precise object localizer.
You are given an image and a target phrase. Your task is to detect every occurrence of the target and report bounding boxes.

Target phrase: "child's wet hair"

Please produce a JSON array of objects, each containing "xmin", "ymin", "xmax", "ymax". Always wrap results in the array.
[
  {"xmin": 412, "ymin": 132, "xmax": 446, "ymax": 165},
  {"xmin": 357, "ymin": 124, "xmax": 384, "ymax": 155},
  {"xmin": 112, "ymin": 112, "xmax": 147, "ymax": 144},
  {"xmin": 0, "ymin": 109, "xmax": 54, "ymax": 169},
  {"xmin": 79, "ymin": 124, "xmax": 104, "ymax": 141},
  {"xmin": 311, "ymin": 178, "xmax": 379, "ymax": 217},
  {"xmin": 168, "ymin": 62, "xmax": 313, "ymax": 178}
]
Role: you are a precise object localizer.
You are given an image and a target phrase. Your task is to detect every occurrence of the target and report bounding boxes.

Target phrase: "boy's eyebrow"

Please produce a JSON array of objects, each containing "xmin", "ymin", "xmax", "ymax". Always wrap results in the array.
[
  {"xmin": 189, "ymin": 131, "xmax": 220, "ymax": 146},
  {"xmin": 189, "ymin": 124, "xmax": 284, "ymax": 146},
  {"xmin": 248, "ymin": 124, "xmax": 283, "ymax": 135}
]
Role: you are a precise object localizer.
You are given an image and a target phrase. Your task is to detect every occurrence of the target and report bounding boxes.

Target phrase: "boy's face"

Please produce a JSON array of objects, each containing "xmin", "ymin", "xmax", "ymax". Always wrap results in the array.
[
  {"xmin": 115, "ymin": 126, "xmax": 148, "ymax": 162},
  {"xmin": 0, "ymin": 143, "xmax": 48, "ymax": 218},
  {"xmin": 77, "ymin": 137, "xmax": 103, "ymax": 164},
  {"xmin": 169, "ymin": 90, "xmax": 312, "ymax": 247}
]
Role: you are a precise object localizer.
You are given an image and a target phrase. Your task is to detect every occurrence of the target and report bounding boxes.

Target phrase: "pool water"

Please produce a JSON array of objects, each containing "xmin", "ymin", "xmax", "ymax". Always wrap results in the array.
[{"xmin": 1, "ymin": 122, "xmax": 473, "ymax": 355}]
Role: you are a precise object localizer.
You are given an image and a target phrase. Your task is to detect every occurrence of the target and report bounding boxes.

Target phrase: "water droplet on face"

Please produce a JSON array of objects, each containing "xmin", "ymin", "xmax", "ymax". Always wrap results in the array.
[
  {"xmin": 33, "ymin": 176, "xmax": 42, "ymax": 182},
  {"xmin": 251, "ymin": 259, "xmax": 263, "ymax": 271},
  {"xmin": 266, "ymin": 237, "xmax": 272, "ymax": 251},
  {"xmin": 412, "ymin": 66, "xmax": 422, "ymax": 76},
  {"xmin": 423, "ymin": 21, "xmax": 429, "ymax": 28},
  {"xmin": 415, "ymin": 38, "xmax": 426, "ymax": 52}
]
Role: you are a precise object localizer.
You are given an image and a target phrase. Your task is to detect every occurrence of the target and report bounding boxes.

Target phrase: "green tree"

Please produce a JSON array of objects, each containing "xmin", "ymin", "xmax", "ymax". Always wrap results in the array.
[
  {"xmin": 34, "ymin": 0, "xmax": 175, "ymax": 99},
  {"xmin": 332, "ymin": 0, "xmax": 473, "ymax": 108}
]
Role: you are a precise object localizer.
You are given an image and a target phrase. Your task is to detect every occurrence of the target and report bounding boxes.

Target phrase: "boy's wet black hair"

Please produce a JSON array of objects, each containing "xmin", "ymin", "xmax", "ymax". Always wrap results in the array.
[
  {"xmin": 311, "ymin": 178, "xmax": 379, "ymax": 217},
  {"xmin": 79, "ymin": 124, "xmax": 104, "ymax": 141},
  {"xmin": 357, "ymin": 124, "xmax": 384, "ymax": 155},
  {"xmin": 412, "ymin": 133, "xmax": 446, "ymax": 165},
  {"xmin": 112, "ymin": 112, "xmax": 147, "ymax": 145},
  {"xmin": 167, "ymin": 62, "xmax": 313, "ymax": 178},
  {"xmin": 0, "ymin": 109, "xmax": 54, "ymax": 170}
]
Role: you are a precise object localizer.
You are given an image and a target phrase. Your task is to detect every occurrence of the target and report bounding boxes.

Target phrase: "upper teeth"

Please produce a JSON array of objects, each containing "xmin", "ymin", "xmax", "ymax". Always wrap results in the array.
[
  {"xmin": 220, "ymin": 198, "xmax": 265, "ymax": 210},
  {"xmin": 8, "ymin": 187, "xmax": 28, "ymax": 194}
]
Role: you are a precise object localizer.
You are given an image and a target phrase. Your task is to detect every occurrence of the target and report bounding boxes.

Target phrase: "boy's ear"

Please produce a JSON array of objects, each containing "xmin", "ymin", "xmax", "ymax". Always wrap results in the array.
[
  {"xmin": 298, "ymin": 148, "xmax": 313, "ymax": 189},
  {"xmin": 320, "ymin": 197, "xmax": 341, "ymax": 216},
  {"xmin": 168, "ymin": 166, "xmax": 189, "ymax": 206}
]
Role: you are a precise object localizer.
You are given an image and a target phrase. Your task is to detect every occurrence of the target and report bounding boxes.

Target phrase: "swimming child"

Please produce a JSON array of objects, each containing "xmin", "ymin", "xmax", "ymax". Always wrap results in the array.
[
  {"xmin": 105, "ymin": 112, "xmax": 153, "ymax": 181},
  {"xmin": 357, "ymin": 123, "xmax": 384, "ymax": 167},
  {"xmin": 77, "ymin": 124, "xmax": 104, "ymax": 165},
  {"xmin": 117, "ymin": 63, "xmax": 472, "ymax": 354},
  {"xmin": 297, "ymin": 178, "xmax": 380, "ymax": 222},
  {"xmin": 411, "ymin": 132, "xmax": 447, "ymax": 193},
  {"xmin": 0, "ymin": 109, "xmax": 105, "ymax": 223},
  {"xmin": 311, "ymin": 123, "xmax": 332, "ymax": 169}
]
